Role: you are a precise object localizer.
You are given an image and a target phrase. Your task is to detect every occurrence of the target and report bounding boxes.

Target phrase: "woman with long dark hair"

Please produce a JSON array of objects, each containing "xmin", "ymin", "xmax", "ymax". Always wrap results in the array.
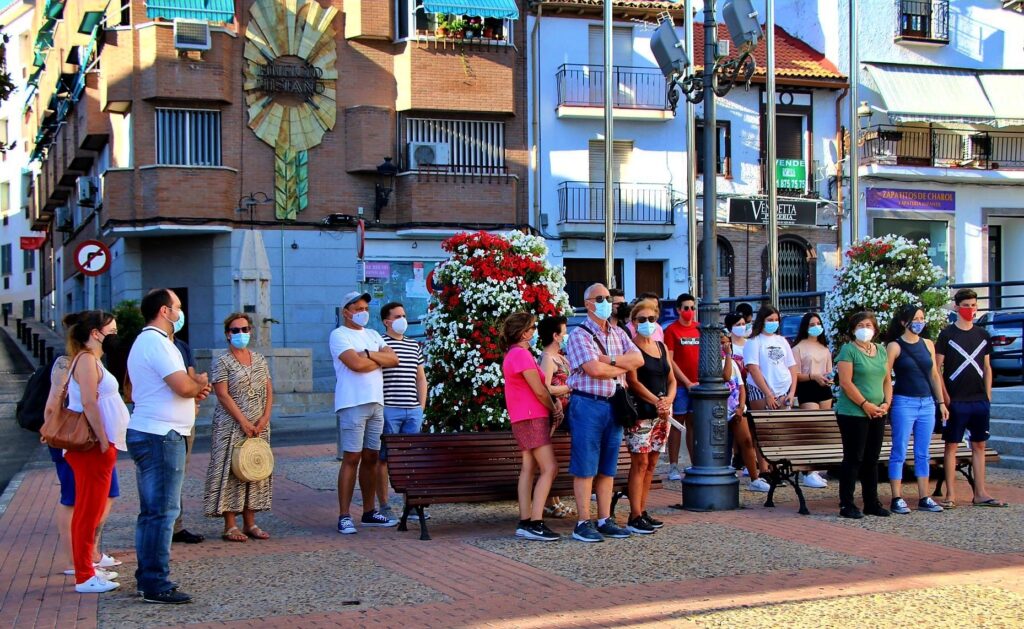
[
  {"xmin": 884, "ymin": 305, "xmax": 948, "ymax": 514},
  {"xmin": 501, "ymin": 312, "xmax": 562, "ymax": 541},
  {"xmin": 743, "ymin": 305, "xmax": 798, "ymax": 411},
  {"xmin": 791, "ymin": 312, "xmax": 834, "ymax": 489},
  {"xmin": 62, "ymin": 310, "xmax": 130, "ymax": 593}
]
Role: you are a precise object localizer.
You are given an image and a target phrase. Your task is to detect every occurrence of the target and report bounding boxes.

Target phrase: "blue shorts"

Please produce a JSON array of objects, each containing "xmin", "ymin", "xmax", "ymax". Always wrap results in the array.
[
  {"xmin": 943, "ymin": 400, "xmax": 991, "ymax": 444},
  {"xmin": 379, "ymin": 406, "xmax": 424, "ymax": 461},
  {"xmin": 673, "ymin": 386, "xmax": 694, "ymax": 415},
  {"xmin": 567, "ymin": 393, "xmax": 623, "ymax": 478},
  {"xmin": 51, "ymin": 446, "xmax": 120, "ymax": 507}
]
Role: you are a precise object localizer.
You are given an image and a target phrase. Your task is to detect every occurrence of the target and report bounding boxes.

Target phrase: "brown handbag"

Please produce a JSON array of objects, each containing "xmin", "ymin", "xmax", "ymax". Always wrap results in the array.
[{"xmin": 40, "ymin": 354, "xmax": 99, "ymax": 452}]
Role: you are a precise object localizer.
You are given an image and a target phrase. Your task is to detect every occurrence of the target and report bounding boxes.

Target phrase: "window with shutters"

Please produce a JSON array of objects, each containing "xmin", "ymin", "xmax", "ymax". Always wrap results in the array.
[
  {"xmin": 588, "ymin": 139, "xmax": 633, "ymax": 183},
  {"xmin": 773, "ymin": 114, "xmax": 807, "ymax": 192},
  {"xmin": 0, "ymin": 181, "xmax": 8, "ymax": 218},
  {"xmin": 1, "ymin": 244, "xmax": 11, "ymax": 276},
  {"xmin": 155, "ymin": 109, "xmax": 222, "ymax": 167},
  {"xmin": 401, "ymin": 116, "xmax": 506, "ymax": 174},
  {"xmin": 586, "ymin": 26, "xmax": 637, "ymax": 106},
  {"xmin": 695, "ymin": 121, "xmax": 731, "ymax": 176},
  {"xmin": 23, "ymin": 249, "xmax": 34, "ymax": 272}
]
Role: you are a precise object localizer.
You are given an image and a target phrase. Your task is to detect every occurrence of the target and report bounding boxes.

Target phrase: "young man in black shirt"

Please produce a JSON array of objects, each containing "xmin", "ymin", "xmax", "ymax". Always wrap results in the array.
[{"xmin": 935, "ymin": 288, "xmax": 1007, "ymax": 508}]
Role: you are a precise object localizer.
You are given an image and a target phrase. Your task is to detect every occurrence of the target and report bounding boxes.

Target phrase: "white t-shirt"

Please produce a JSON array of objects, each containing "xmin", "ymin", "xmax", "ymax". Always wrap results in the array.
[
  {"xmin": 743, "ymin": 333, "xmax": 796, "ymax": 396},
  {"xmin": 127, "ymin": 327, "xmax": 195, "ymax": 436},
  {"xmin": 329, "ymin": 325, "xmax": 387, "ymax": 411}
]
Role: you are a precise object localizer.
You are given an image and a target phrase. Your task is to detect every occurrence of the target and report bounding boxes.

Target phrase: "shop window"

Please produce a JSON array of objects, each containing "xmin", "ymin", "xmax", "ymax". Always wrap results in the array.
[{"xmin": 873, "ymin": 217, "xmax": 949, "ymax": 275}]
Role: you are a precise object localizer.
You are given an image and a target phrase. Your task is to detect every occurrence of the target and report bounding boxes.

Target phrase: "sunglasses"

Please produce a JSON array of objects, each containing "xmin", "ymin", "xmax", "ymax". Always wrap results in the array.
[
  {"xmin": 679, "ymin": 305, "xmax": 696, "ymax": 311},
  {"xmin": 587, "ymin": 295, "xmax": 611, "ymax": 303},
  {"xmin": 633, "ymin": 316, "xmax": 658, "ymax": 324},
  {"xmin": 229, "ymin": 326, "xmax": 251, "ymax": 334}
]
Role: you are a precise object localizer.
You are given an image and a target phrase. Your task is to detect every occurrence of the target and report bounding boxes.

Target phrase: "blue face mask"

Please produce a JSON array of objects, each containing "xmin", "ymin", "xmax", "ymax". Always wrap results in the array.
[
  {"xmin": 764, "ymin": 321, "xmax": 780, "ymax": 335},
  {"xmin": 594, "ymin": 300, "xmax": 613, "ymax": 320},
  {"xmin": 559, "ymin": 334, "xmax": 567, "ymax": 350},
  {"xmin": 230, "ymin": 333, "xmax": 250, "ymax": 349},
  {"xmin": 808, "ymin": 325, "xmax": 824, "ymax": 338},
  {"xmin": 637, "ymin": 321, "xmax": 657, "ymax": 338},
  {"xmin": 909, "ymin": 321, "xmax": 926, "ymax": 335},
  {"xmin": 530, "ymin": 330, "xmax": 539, "ymax": 346},
  {"xmin": 170, "ymin": 310, "xmax": 185, "ymax": 334}
]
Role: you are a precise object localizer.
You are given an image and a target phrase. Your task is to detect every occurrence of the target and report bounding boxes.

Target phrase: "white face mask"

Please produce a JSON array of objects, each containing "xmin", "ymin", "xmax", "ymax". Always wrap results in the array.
[
  {"xmin": 731, "ymin": 325, "xmax": 747, "ymax": 338},
  {"xmin": 391, "ymin": 316, "xmax": 408, "ymax": 335},
  {"xmin": 854, "ymin": 327, "xmax": 874, "ymax": 343},
  {"xmin": 351, "ymin": 311, "xmax": 370, "ymax": 327}
]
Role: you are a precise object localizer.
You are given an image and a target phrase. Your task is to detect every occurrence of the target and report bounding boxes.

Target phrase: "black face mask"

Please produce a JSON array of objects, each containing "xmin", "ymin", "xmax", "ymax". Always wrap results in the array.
[
  {"xmin": 615, "ymin": 303, "xmax": 631, "ymax": 321},
  {"xmin": 101, "ymin": 333, "xmax": 120, "ymax": 354}
]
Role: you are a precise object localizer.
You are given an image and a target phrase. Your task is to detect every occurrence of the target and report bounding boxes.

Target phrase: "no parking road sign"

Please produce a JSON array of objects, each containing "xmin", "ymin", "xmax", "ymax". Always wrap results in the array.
[{"xmin": 74, "ymin": 240, "xmax": 112, "ymax": 277}]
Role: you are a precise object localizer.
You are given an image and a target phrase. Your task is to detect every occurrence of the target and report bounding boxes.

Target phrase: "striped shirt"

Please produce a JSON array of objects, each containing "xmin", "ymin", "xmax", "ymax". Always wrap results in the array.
[
  {"xmin": 566, "ymin": 318, "xmax": 640, "ymax": 398},
  {"xmin": 382, "ymin": 335, "xmax": 425, "ymax": 408}
]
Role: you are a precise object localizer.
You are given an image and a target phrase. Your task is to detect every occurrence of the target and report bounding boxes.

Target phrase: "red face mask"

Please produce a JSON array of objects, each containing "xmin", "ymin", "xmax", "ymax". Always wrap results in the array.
[
  {"xmin": 680, "ymin": 310, "xmax": 695, "ymax": 323},
  {"xmin": 958, "ymin": 306, "xmax": 976, "ymax": 321}
]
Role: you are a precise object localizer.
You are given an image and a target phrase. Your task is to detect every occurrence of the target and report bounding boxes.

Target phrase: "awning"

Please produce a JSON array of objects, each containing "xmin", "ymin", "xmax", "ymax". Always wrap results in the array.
[
  {"xmin": 864, "ymin": 63, "xmax": 996, "ymax": 125},
  {"xmin": 421, "ymin": 0, "xmax": 520, "ymax": 19},
  {"xmin": 977, "ymin": 73, "xmax": 1024, "ymax": 128},
  {"xmin": 145, "ymin": 0, "xmax": 235, "ymax": 24}
]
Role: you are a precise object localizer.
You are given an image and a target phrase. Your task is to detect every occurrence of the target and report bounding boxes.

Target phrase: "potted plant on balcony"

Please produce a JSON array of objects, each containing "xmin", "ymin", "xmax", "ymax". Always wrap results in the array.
[
  {"xmin": 482, "ymin": 24, "xmax": 494, "ymax": 39},
  {"xmin": 466, "ymin": 17, "xmax": 482, "ymax": 38},
  {"xmin": 449, "ymin": 17, "xmax": 466, "ymax": 40},
  {"xmin": 435, "ymin": 13, "xmax": 450, "ymax": 39}
]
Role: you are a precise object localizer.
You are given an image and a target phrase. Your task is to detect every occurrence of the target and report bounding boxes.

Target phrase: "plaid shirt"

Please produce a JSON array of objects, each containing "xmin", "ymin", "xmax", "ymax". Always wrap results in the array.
[{"xmin": 566, "ymin": 317, "xmax": 640, "ymax": 398}]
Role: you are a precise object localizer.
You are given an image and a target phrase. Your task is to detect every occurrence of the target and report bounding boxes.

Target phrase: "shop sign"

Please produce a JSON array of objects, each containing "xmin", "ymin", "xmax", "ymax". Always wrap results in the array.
[
  {"xmin": 776, "ymin": 159, "xmax": 806, "ymax": 189},
  {"xmin": 866, "ymin": 188, "xmax": 955, "ymax": 212},
  {"xmin": 20, "ymin": 236, "xmax": 45, "ymax": 250},
  {"xmin": 364, "ymin": 261, "xmax": 391, "ymax": 280},
  {"xmin": 728, "ymin": 197, "xmax": 819, "ymax": 227}
]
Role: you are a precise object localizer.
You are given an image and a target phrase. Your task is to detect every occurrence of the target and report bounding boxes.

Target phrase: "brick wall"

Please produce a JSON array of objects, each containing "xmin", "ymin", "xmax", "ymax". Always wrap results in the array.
[
  {"xmin": 343, "ymin": 0, "xmax": 392, "ymax": 40},
  {"xmin": 393, "ymin": 173, "xmax": 519, "ymax": 225}
]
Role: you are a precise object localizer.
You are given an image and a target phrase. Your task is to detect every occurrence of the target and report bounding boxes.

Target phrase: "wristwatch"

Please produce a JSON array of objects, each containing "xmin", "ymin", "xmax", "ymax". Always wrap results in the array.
[
  {"xmin": 364, "ymin": 349, "xmax": 371, "ymax": 359},
  {"xmin": 610, "ymin": 356, "xmax": 617, "ymax": 367}
]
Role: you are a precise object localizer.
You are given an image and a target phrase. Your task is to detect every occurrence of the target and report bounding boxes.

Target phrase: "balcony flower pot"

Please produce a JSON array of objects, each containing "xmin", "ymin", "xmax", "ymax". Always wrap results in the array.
[
  {"xmin": 435, "ymin": 26, "xmax": 448, "ymax": 38},
  {"xmin": 879, "ymin": 130, "xmax": 903, "ymax": 143},
  {"xmin": 483, "ymin": 27, "xmax": 494, "ymax": 39}
]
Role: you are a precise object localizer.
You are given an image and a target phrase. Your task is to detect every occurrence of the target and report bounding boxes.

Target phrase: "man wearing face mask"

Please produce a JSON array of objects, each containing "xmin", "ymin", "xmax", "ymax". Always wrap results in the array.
[
  {"xmin": 331, "ymin": 291, "xmax": 400, "ymax": 535},
  {"xmin": 663, "ymin": 293, "xmax": 700, "ymax": 480},
  {"xmin": 374, "ymin": 302, "xmax": 427, "ymax": 520},
  {"xmin": 126, "ymin": 288, "xmax": 212, "ymax": 604},
  {"xmin": 609, "ymin": 288, "xmax": 631, "ymax": 335},
  {"xmin": 564, "ymin": 283, "xmax": 643, "ymax": 543}
]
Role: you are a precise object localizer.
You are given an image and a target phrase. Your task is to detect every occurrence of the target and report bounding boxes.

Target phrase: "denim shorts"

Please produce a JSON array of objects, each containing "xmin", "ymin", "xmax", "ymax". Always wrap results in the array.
[
  {"xmin": 337, "ymin": 403, "xmax": 385, "ymax": 453},
  {"xmin": 673, "ymin": 386, "xmax": 694, "ymax": 415},
  {"xmin": 943, "ymin": 400, "xmax": 991, "ymax": 444},
  {"xmin": 52, "ymin": 446, "xmax": 120, "ymax": 507},
  {"xmin": 567, "ymin": 393, "xmax": 623, "ymax": 478},
  {"xmin": 379, "ymin": 406, "xmax": 424, "ymax": 461}
]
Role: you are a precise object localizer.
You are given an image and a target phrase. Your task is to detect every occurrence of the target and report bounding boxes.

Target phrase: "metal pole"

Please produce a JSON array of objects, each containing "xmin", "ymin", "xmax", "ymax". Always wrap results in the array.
[
  {"xmin": 682, "ymin": 0, "xmax": 739, "ymax": 512},
  {"xmin": 603, "ymin": 0, "xmax": 615, "ymax": 289},
  {"xmin": 848, "ymin": 0, "xmax": 860, "ymax": 246},
  {"xmin": 685, "ymin": 0, "xmax": 698, "ymax": 298},
  {"xmin": 766, "ymin": 0, "xmax": 779, "ymax": 307}
]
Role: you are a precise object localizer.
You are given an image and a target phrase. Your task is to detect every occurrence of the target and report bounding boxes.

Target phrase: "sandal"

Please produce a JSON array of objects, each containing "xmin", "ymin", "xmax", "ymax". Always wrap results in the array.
[
  {"xmin": 543, "ymin": 500, "xmax": 577, "ymax": 519},
  {"xmin": 222, "ymin": 527, "xmax": 248, "ymax": 542},
  {"xmin": 940, "ymin": 500, "xmax": 957, "ymax": 509},
  {"xmin": 244, "ymin": 526, "xmax": 271, "ymax": 540},
  {"xmin": 972, "ymin": 498, "xmax": 1009, "ymax": 508}
]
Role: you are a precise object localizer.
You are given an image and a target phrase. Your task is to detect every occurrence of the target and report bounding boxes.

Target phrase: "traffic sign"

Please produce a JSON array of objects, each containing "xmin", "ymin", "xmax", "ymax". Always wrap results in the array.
[{"xmin": 74, "ymin": 240, "xmax": 112, "ymax": 277}]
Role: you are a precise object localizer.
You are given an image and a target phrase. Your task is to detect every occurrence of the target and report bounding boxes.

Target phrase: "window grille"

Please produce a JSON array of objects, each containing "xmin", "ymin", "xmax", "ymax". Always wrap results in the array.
[
  {"xmin": 402, "ymin": 117, "xmax": 505, "ymax": 174},
  {"xmin": 155, "ymin": 109, "xmax": 222, "ymax": 166}
]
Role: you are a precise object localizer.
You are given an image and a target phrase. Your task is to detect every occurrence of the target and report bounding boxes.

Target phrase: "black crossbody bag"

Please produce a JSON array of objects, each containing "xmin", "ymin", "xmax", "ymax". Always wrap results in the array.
[{"xmin": 581, "ymin": 326, "xmax": 639, "ymax": 429}]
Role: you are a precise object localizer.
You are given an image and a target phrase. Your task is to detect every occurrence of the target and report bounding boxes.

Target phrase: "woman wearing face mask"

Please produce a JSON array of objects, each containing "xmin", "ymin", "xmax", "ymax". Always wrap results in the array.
[
  {"xmin": 835, "ymin": 311, "xmax": 892, "ymax": 519},
  {"xmin": 203, "ymin": 312, "xmax": 274, "ymax": 542},
  {"xmin": 743, "ymin": 305, "xmax": 798, "ymax": 412},
  {"xmin": 884, "ymin": 305, "xmax": 948, "ymax": 514},
  {"xmin": 60, "ymin": 310, "xmax": 131, "ymax": 593},
  {"xmin": 624, "ymin": 300, "xmax": 675, "ymax": 534},
  {"xmin": 791, "ymin": 313, "xmax": 834, "ymax": 489},
  {"xmin": 725, "ymin": 313, "xmax": 749, "ymax": 380},
  {"xmin": 537, "ymin": 315, "xmax": 575, "ymax": 519}
]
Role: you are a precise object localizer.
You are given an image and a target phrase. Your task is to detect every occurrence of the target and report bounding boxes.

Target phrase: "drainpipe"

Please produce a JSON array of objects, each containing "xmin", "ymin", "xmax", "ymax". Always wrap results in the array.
[
  {"xmin": 834, "ymin": 86, "xmax": 848, "ymax": 267},
  {"xmin": 530, "ymin": 6, "xmax": 543, "ymax": 234}
]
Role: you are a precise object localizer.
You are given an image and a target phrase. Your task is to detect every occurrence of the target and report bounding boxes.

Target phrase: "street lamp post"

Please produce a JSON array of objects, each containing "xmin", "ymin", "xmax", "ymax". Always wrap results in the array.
[{"xmin": 652, "ymin": 0, "xmax": 761, "ymax": 511}]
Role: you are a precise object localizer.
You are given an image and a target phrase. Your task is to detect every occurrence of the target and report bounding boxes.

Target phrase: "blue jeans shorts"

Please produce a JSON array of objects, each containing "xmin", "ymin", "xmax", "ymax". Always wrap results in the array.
[
  {"xmin": 943, "ymin": 400, "xmax": 991, "ymax": 444},
  {"xmin": 51, "ymin": 446, "xmax": 120, "ymax": 507},
  {"xmin": 567, "ymin": 393, "xmax": 623, "ymax": 478},
  {"xmin": 673, "ymin": 386, "xmax": 693, "ymax": 415},
  {"xmin": 379, "ymin": 406, "xmax": 424, "ymax": 461}
]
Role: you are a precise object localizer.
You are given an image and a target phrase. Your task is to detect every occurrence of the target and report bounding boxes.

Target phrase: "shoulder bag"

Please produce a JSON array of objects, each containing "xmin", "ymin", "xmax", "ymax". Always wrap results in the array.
[
  {"xmin": 40, "ymin": 354, "xmax": 99, "ymax": 451},
  {"xmin": 581, "ymin": 326, "xmax": 639, "ymax": 429}
]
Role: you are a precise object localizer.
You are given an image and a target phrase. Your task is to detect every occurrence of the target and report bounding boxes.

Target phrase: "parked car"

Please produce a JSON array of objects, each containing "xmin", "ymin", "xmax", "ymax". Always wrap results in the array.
[
  {"xmin": 781, "ymin": 314, "xmax": 803, "ymax": 346},
  {"xmin": 977, "ymin": 312, "xmax": 1024, "ymax": 377}
]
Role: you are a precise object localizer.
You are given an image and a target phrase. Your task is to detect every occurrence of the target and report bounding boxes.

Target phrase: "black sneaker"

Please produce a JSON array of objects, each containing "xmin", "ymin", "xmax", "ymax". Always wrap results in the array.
[
  {"xmin": 839, "ymin": 505, "xmax": 864, "ymax": 519},
  {"xmin": 863, "ymin": 503, "xmax": 891, "ymax": 517},
  {"xmin": 142, "ymin": 588, "xmax": 193, "ymax": 604},
  {"xmin": 514, "ymin": 519, "xmax": 532, "ymax": 538},
  {"xmin": 596, "ymin": 518, "xmax": 632, "ymax": 539},
  {"xmin": 361, "ymin": 510, "xmax": 399, "ymax": 527},
  {"xmin": 171, "ymin": 529, "xmax": 205, "ymax": 544},
  {"xmin": 642, "ymin": 511, "xmax": 664, "ymax": 529},
  {"xmin": 572, "ymin": 521, "xmax": 605, "ymax": 543},
  {"xmin": 627, "ymin": 516, "xmax": 656, "ymax": 535},
  {"xmin": 520, "ymin": 521, "xmax": 560, "ymax": 541}
]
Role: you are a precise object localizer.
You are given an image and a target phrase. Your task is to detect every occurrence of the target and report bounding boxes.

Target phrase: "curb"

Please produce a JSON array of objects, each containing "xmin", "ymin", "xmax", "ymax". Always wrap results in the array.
[{"xmin": 0, "ymin": 469, "xmax": 27, "ymax": 518}]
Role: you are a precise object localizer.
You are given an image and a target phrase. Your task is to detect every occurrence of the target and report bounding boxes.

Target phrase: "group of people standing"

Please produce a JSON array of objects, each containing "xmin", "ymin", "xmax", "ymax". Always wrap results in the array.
[{"xmin": 45, "ymin": 289, "xmax": 276, "ymax": 603}]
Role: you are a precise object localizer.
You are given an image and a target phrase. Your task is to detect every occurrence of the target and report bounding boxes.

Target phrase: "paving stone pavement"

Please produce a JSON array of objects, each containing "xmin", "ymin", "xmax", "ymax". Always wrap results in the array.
[{"xmin": 2, "ymin": 439, "xmax": 1023, "ymax": 628}]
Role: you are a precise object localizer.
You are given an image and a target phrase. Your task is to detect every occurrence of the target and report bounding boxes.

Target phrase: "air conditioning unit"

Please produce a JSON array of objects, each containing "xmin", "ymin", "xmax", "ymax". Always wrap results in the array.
[
  {"xmin": 77, "ymin": 176, "xmax": 98, "ymax": 207},
  {"xmin": 56, "ymin": 206, "xmax": 73, "ymax": 232},
  {"xmin": 407, "ymin": 142, "xmax": 450, "ymax": 170},
  {"xmin": 173, "ymin": 19, "xmax": 212, "ymax": 52}
]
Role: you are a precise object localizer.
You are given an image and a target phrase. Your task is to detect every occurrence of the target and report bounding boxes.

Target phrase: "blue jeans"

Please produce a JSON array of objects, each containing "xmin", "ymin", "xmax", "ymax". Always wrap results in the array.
[
  {"xmin": 567, "ymin": 394, "xmax": 622, "ymax": 478},
  {"xmin": 888, "ymin": 395, "xmax": 934, "ymax": 481},
  {"xmin": 380, "ymin": 406, "xmax": 424, "ymax": 461},
  {"xmin": 126, "ymin": 428, "xmax": 186, "ymax": 595}
]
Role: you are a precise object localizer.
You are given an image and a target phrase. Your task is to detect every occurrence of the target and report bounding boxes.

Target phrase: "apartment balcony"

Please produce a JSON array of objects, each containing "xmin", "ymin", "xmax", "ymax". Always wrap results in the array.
[
  {"xmin": 894, "ymin": 0, "xmax": 949, "ymax": 45},
  {"xmin": 555, "ymin": 65, "xmax": 673, "ymax": 121},
  {"xmin": 392, "ymin": 168, "xmax": 518, "ymax": 225},
  {"xmin": 132, "ymin": 166, "xmax": 238, "ymax": 220},
  {"xmin": 137, "ymin": 25, "xmax": 236, "ymax": 103},
  {"xmin": 395, "ymin": 44, "xmax": 514, "ymax": 113},
  {"xmin": 860, "ymin": 125, "xmax": 1024, "ymax": 181},
  {"xmin": 556, "ymin": 181, "xmax": 675, "ymax": 238},
  {"xmin": 73, "ymin": 72, "xmax": 109, "ymax": 152}
]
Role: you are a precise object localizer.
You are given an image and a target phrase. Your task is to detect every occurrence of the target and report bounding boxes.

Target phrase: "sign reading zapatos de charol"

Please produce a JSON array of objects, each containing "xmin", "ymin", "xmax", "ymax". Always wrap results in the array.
[
  {"xmin": 866, "ymin": 188, "xmax": 955, "ymax": 212},
  {"xmin": 728, "ymin": 197, "xmax": 818, "ymax": 227}
]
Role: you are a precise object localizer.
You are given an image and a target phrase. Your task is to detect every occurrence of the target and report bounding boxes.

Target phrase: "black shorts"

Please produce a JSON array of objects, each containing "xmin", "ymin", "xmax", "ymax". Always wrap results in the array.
[
  {"xmin": 796, "ymin": 381, "xmax": 833, "ymax": 404},
  {"xmin": 943, "ymin": 400, "xmax": 990, "ymax": 443}
]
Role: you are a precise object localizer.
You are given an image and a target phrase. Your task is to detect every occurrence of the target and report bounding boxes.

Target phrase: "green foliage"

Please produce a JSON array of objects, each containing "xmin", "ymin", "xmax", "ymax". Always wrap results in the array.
[{"xmin": 112, "ymin": 300, "xmax": 145, "ymax": 345}]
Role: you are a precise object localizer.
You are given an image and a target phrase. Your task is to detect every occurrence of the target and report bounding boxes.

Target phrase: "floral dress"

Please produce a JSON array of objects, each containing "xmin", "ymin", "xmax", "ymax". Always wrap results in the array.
[{"xmin": 203, "ymin": 351, "xmax": 272, "ymax": 516}]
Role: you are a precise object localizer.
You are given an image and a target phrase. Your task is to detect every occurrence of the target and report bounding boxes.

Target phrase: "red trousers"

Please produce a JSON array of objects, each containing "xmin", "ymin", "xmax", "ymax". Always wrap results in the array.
[{"xmin": 64, "ymin": 444, "xmax": 117, "ymax": 584}]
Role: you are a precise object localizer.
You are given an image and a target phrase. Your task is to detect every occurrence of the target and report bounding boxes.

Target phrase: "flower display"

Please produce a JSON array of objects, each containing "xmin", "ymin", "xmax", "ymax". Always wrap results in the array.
[
  {"xmin": 423, "ymin": 230, "xmax": 572, "ymax": 431},
  {"xmin": 823, "ymin": 235, "xmax": 948, "ymax": 350}
]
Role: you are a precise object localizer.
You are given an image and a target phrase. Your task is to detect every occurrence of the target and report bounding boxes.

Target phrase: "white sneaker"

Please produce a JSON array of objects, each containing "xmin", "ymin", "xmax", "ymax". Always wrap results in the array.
[
  {"xmin": 747, "ymin": 478, "xmax": 771, "ymax": 492},
  {"xmin": 740, "ymin": 468, "xmax": 750, "ymax": 477},
  {"xmin": 95, "ymin": 554, "xmax": 122, "ymax": 568},
  {"xmin": 94, "ymin": 568, "xmax": 119, "ymax": 580},
  {"xmin": 800, "ymin": 471, "xmax": 828, "ymax": 489},
  {"xmin": 337, "ymin": 515, "xmax": 357, "ymax": 535},
  {"xmin": 75, "ymin": 575, "xmax": 120, "ymax": 593},
  {"xmin": 667, "ymin": 466, "xmax": 682, "ymax": 481},
  {"xmin": 408, "ymin": 510, "xmax": 431, "ymax": 521}
]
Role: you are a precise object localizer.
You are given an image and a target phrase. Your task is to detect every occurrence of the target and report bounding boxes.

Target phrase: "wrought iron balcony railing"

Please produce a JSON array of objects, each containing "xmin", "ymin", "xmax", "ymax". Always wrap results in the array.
[
  {"xmin": 860, "ymin": 125, "xmax": 1024, "ymax": 170},
  {"xmin": 555, "ymin": 64, "xmax": 670, "ymax": 111},
  {"xmin": 557, "ymin": 181, "xmax": 674, "ymax": 225},
  {"xmin": 895, "ymin": 0, "xmax": 949, "ymax": 44}
]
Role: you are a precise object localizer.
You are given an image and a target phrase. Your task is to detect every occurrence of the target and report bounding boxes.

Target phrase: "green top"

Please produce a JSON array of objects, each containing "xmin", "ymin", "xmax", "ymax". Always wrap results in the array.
[{"xmin": 835, "ymin": 342, "xmax": 889, "ymax": 418}]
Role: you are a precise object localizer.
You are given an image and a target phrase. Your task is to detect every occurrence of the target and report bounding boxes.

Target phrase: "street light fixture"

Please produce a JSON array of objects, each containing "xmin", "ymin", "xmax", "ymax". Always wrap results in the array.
[
  {"xmin": 374, "ymin": 156, "xmax": 399, "ymax": 223},
  {"xmin": 651, "ymin": 0, "xmax": 762, "ymax": 512}
]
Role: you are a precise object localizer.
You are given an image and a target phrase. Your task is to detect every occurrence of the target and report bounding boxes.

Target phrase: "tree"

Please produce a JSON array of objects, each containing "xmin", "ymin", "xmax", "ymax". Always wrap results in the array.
[
  {"xmin": 823, "ymin": 235, "xmax": 948, "ymax": 350},
  {"xmin": 423, "ymin": 230, "xmax": 572, "ymax": 431}
]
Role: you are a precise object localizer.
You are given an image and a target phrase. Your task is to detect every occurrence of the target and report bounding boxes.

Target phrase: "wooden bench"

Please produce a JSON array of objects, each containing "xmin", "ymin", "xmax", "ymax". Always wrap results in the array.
[
  {"xmin": 384, "ymin": 431, "xmax": 661, "ymax": 540},
  {"xmin": 746, "ymin": 409, "xmax": 1000, "ymax": 515}
]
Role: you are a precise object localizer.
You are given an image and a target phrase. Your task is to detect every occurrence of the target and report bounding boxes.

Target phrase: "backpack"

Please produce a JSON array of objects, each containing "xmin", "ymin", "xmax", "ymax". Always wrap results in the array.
[{"xmin": 15, "ymin": 356, "xmax": 60, "ymax": 432}]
